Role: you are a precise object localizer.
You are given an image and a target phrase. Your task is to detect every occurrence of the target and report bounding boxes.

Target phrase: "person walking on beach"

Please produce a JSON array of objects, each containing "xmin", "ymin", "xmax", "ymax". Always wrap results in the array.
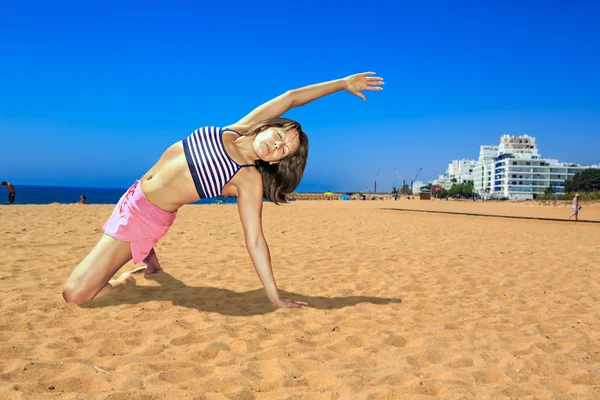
[
  {"xmin": 1, "ymin": 181, "xmax": 15, "ymax": 205},
  {"xmin": 568, "ymin": 193, "xmax": 581, "ymax": 221},
  {"xmin": 78, "ymin": 195, "xmax": 87, "ymax": 204},
  {"xmin": 62, "ymin": 72, "xmax": 384, "ymax": 308}
]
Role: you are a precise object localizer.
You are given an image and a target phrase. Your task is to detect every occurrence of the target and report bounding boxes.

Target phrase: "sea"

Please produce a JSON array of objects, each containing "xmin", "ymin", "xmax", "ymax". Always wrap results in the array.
[{"xmin": 2, "ymin": 185, "xmax": 238, "ymax": 205}]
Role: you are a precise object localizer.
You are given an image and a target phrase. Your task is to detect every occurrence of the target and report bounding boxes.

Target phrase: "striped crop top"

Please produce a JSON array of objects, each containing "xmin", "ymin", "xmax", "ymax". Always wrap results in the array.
[{"xmin": 182, "ymin": 126, "xmax": 254, "ymax": 199}]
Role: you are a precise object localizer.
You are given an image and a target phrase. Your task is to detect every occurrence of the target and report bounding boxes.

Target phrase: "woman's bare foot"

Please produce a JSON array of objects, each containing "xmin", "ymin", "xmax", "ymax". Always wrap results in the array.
[
  {"xmin": 98, "ymin": 270, "xmax": 137, "ymax": 297},
  {"xmin": 116, "ymin": 270, "xmax": 137, "ymax": 283},
  {"xmin": 130, "ymin": 266, "xmax": 150, "ymax": 274},
  {"xmin": 142, "ymin": 248, "xmax": 163, "ymax": 273}
]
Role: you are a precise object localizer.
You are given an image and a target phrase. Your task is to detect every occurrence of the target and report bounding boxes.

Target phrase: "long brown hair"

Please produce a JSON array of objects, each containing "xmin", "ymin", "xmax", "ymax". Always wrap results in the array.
[{"xmin": 244, "ymin": 118, "xmax": 309, "ymax": 204}]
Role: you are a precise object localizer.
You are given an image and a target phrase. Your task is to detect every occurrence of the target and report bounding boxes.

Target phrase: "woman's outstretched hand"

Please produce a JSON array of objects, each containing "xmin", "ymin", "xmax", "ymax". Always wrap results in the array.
[
  {"xmin": 273, "ymin": 298, "xmax": 308, "ymax": 309},
  {"xmin": 343, "ymin": 72, "xmax": 384, "ymax": 101}
]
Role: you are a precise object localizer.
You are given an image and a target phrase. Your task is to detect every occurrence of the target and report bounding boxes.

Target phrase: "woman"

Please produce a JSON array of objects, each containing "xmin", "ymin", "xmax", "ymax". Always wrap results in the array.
[{"xmin": 62, "ymin": 72, "xmax": 384, "ymax": 308}]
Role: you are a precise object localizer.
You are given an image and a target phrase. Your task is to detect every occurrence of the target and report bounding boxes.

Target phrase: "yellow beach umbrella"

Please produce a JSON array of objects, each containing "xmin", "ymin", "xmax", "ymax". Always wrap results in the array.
[{"xmin": 324, "ymin": 191, "xmax": 334, "ymax": 196}]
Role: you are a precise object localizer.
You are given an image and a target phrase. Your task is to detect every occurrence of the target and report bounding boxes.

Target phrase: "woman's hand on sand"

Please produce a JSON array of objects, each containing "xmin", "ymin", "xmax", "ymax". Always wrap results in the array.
[
  {"xmin": 274, "ymin": 298, "xmax": 308, "ymax": 309},
  {"xmin": 343, "ymin": 72, "xmax": 384, "ymax": 101}
]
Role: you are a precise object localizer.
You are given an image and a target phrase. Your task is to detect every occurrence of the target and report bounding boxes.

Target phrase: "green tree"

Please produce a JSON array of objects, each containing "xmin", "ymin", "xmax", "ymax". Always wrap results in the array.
[
  {"xmin": 565, "ymin": 168, "xmax": 600, "ymax": 192},
  {"xmin": 448, "ymin": 184, "xmax": 459, "ymax": 197},
  {"xmin": 544, "ymin": 186, "xmax": 554, "ymax": 196},
  {"xmin": 462, "ymin": 181, "xmax": 474, "ymax": 197}
]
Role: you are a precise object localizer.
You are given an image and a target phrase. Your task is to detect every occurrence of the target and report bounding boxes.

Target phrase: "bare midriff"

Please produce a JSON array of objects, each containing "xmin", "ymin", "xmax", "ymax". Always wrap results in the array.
[{"xmin": 141, "ymin": 142, "xmax": 200, "ymax": 212}]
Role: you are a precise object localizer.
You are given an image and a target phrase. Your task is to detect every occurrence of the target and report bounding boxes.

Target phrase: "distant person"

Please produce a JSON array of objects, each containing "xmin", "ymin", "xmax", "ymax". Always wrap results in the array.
[
  {"xmin": 62, "ymin": 71, "xmax": 384, "ymax": 307},
  {"xmin": 1, "ymin": 181, "xmax": 15, "ymax": 205},
  {"xmin": 568, "ymin": 194, "xmax": 581, "ymax": 221},
  {"xmin": 79, "ymin": 195, "xmax": 87, "ymax": 204}
]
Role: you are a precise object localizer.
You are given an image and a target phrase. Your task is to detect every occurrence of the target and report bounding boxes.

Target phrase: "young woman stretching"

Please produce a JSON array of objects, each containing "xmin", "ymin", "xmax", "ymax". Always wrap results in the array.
[{"xmin": 62, "ymin": 72, "xmax": 384, "ymax": 308}]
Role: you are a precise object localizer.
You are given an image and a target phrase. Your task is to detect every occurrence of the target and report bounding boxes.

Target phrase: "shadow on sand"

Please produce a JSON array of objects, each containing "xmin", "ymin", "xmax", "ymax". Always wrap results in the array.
[{"xmin": 82, "ymin": 271, "xmax": 402, "ymax": 316}]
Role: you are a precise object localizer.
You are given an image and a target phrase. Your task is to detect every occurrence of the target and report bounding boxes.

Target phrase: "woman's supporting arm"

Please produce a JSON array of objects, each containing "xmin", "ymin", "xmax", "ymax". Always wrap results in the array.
[{"xmin": 236, "ymin": 180, "xmax": 307, "ymax": 308}]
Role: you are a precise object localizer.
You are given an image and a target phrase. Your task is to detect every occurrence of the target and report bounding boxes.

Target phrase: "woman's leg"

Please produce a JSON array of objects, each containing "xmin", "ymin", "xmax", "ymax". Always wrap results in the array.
[{"xmin": 62, "ymin": 234, "xmax": 137, "ymax": 304}]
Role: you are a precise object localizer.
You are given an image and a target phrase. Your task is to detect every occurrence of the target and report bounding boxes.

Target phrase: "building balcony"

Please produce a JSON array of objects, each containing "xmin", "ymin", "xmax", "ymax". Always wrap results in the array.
[
  {"xmin": 505, "ymin": 176, "xmax": 567, "ymax": 181},
  {"xmin": 507, "ymin": 188, "xmax": 533, "ymax": 193},
  {"xmin": 495, "ymin": 175, "xmax": 570, "ymax": 181},
  {"xmin": 509, "ymin": 164, "xmax": 551, "ymax": 169}
]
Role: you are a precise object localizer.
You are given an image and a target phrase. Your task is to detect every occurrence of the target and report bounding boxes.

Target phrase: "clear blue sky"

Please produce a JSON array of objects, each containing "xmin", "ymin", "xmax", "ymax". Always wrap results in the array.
[{"xmin": 1, "ymin": 0, "xmax": 599, "ymax": 192}]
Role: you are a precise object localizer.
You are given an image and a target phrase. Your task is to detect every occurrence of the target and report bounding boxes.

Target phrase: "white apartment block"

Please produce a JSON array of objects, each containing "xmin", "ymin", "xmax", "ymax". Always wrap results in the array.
[
  {"xmin": 472, "ymin": 145, "xmax": 498, "ymax": 194},
  {"xmin": 474, "ymin": 134, "xmax": 594, "ymax": 200},
  {"xmin": 440, "ymin": 159, "xmax": 477, "ymax": 189}
]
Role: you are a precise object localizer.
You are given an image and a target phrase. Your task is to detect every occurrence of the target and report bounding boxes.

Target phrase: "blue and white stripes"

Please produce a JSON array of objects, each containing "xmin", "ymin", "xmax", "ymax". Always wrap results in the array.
[{"xmin": 182, "ymin": 126, "xmax": 251, "ymax": 199}]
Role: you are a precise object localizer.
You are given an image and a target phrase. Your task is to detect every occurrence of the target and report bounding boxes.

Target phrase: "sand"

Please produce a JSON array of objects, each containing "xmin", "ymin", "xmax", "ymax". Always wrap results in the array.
[{"xmin": 1, "ymin": 200, "xmax": 599, "ymax": 399}]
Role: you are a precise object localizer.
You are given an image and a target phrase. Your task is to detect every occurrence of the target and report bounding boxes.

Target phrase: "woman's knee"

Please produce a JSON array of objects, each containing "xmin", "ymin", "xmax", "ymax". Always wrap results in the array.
[{"xmin": 62, "ymin": 282, "xmax": 93, "ymax": 305}]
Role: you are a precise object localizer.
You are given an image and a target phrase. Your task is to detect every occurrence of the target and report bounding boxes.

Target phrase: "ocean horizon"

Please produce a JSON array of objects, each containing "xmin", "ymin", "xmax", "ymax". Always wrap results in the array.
[
  {"xmin": 0, "ymin": 184, "xmax": 237, "ymax": 205},
  {"xmin": 0, "ymin": 184, "xmax": 354, "ymax": 205}
]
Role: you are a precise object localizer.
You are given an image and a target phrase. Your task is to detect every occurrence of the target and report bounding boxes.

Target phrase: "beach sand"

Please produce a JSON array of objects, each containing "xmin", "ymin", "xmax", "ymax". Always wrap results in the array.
[{"xmin": 1, "ymin": 200, "xmax": 599, "ymax": 399}]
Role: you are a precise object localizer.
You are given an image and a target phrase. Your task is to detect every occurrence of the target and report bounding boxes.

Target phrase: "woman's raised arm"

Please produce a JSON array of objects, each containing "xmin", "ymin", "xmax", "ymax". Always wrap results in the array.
[{"xmin": 232, "ymin": 72, "xmax": 384, "ymax": 130}]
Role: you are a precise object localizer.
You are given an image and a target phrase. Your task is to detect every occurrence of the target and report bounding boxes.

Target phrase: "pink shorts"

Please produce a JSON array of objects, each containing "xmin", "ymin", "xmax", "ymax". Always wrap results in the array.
[{"xmin": 103, "ymin": 180, "xmax": 177, "ymax": 264}]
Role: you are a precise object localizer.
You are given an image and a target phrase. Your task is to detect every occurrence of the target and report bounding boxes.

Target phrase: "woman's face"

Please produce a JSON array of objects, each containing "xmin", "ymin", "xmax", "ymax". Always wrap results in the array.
[{"xmin": 253, "ymin": 127, "xmax": 300, "ymax": 164}]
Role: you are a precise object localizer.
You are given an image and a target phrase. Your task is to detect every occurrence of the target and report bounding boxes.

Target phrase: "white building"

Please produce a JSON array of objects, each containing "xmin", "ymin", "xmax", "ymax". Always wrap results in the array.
[
  {"xmin": 472, "ymin": 145, "xmax": 498, "ymax": 194},
  {"xmin": 439, "ymin": 159, "xmax": 477, "ymax": 189},
  {"xmin": 412, "ymin": 180, "xmax": 425, "ymax": 194},
  {"xmin": 431, "ymin": 174, "xmax": 446, "ymax": 188},
  {"xmin": 474, "ymin": 134, "xmax": 595, "ymax": 200}
]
